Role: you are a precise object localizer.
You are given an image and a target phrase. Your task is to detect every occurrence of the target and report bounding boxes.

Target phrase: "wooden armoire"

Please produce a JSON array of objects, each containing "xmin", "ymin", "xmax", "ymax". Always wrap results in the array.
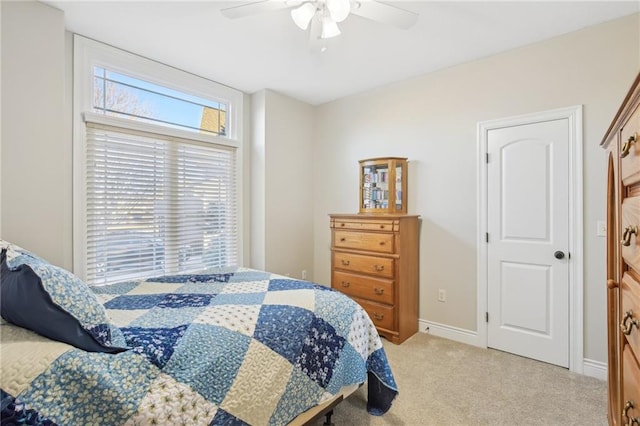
[{"xmin": 602, "ymin": 71, "xmax": 640, "ymax": 426}]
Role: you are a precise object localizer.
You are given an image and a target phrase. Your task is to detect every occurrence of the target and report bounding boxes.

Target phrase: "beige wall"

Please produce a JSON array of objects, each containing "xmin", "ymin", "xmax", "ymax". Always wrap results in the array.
[
  {"xmin": 312, "ymin": 13, "xmax": 640, "ymax": 364},
  {"xmin": 251, "ymin": 90, "xmax": 315, "ymax": 279},
  {"xmin": 1, "ymin": 1, "xmax": 71, "ymax": 270},
  {"xmin": 250, "ymin": 90, "xmax": 267, "ymax": 270}
]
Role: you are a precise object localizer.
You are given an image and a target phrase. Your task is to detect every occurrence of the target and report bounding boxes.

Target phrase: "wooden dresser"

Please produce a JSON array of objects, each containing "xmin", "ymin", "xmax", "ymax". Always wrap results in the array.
[
  {"xmin": 602, "ymin": 71, "xmax": 640, "ymax": 426},
  {"xmin": 329, "ymin": 214, "xmax": 419, "ymax": 344}
]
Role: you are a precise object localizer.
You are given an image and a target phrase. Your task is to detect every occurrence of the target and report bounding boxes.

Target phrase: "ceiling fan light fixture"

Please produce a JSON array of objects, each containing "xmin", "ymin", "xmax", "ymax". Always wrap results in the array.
[
  {"xmin": 291, "ymin": 2, "xmax": 316, "ymax": 30},
  {"xmin": 326, "ymin": 0, "xmax": 351, "ymax": 22},
  {"xmin": 320, "ymin": 16, "xmax": 341, "ymax": 39}
]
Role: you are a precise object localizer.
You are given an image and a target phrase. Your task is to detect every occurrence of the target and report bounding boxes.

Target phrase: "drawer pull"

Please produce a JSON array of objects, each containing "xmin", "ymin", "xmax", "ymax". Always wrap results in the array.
[
  {"xmin": 621, "ymin": 225, "xmax": 638, "ymax": 246},
  {"xmin": 340, "ymin": 223, "xmax": 346, "ymax": 227},
  {"xmin": 622, "ymin": 400, "xmax": 639, "ymax": 425},
  {"xmin": 373, "ymin": 313, "xmax": 384, "ymax": 321},
  {"xmin": 340, "ymin": 237, "xmax": 346, "ymax": 242},
  {"xmin": 341, "ymin": 259, "xmax": 350, "ymax": 266},
  {"xmin": 379, "ymin": 225, "xmax": 386, "ymax": 229},
  {"xmin": 621, "ymin": 133, "xmax": 638, "ymax": 158},
  {"xmin": 374, "ymin": 265, "xmax": 385, "ymax": 272},
  {"xmin": 379, "ymin": 241, "xmax": 385, "ymax": 246},
  {"xmin": 621, "ymin": 310, "xmax": 640, "ymax": 335},
  {"xmin": 341, "ymin": 281, "xmax": 350, "ymax": 288},
  {"xmin": 374, "ymin": 287, "xmax": 384, "ymax": 295}
]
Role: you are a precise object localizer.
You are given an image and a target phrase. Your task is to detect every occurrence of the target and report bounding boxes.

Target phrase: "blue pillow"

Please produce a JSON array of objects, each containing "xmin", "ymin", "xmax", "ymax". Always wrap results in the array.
[{"xmin": 0, "ymin": 249, "xmax": 127, "ymax": 353}]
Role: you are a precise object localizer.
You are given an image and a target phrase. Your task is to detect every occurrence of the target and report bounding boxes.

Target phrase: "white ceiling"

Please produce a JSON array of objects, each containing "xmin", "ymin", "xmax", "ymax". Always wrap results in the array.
[{"xmin": 46, "ymin": 1, "xmax": 640, "ymax": 105}]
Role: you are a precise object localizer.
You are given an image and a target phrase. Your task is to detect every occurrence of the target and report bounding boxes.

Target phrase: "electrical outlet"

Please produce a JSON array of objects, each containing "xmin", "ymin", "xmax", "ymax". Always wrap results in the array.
[
  {"xmin": 301, "ymin": 270, "xmax": 307, "ymax": 280},
  {"xmin": 597, "ymin": 220, "xmax": 607, "ymax": 237},
  {"xmin": 438, "ymin": 289, "xmax": 446, "ymax": 302}
]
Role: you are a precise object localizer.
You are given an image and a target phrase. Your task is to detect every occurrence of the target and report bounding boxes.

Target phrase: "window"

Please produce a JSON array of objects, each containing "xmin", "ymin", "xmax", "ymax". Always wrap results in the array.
[
  {"xmin": 92, "ymin": 67, "xmax": 227, "ymax": 135},
  {"xmin": 74, "ymin": 36, "xmax": 243, "ymax": 285}
]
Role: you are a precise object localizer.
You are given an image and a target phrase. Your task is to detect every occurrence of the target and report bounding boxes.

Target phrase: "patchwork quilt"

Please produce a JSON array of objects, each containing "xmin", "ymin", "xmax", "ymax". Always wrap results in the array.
[{"xmin": 0, "ymin": 268, "xmax": 397, "ymax": 425}]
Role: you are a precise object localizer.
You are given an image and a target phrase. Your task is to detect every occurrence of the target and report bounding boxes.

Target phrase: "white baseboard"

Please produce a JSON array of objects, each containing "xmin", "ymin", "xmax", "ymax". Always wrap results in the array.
[
  {"xmin": 419, "ymin": 319, "xmax": 608, "ymax": 380},
  {"xmin": 582, "ymin": 358, "xmax": 607, "ymax": 381},
  {"xmin": 419, "ymin": 319, "xmax": 481, "ymax": 347}
]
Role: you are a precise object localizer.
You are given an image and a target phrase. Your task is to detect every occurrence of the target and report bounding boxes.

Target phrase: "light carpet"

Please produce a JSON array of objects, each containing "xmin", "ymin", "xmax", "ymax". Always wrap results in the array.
[{"xmin": 312, "ymin": 333, "xmax": 606, "ymax": 425}]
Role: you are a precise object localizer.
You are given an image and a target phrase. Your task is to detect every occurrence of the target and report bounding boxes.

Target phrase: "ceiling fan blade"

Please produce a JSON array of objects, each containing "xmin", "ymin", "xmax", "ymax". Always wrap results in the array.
[
  {"xmin": 308, "ymin": 15, "xmax": 324, "ymax": 52},
  {"xmin": 351, "ymin": 1, "xmax": 418, "ymax": 30},
  {"xmin": 220, "ymin": 1, "xmax": 291, "ymax": 19}
]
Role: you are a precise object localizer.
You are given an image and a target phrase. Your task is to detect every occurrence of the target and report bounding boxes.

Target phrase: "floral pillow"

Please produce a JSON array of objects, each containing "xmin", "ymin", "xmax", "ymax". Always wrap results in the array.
[
  {"xmin": 0, "ymin": 243, "xmax": 127, "ymax": 353},
  {"xmin": 0, "ymin": 240, "xmax": 46, "ymax": 265}
]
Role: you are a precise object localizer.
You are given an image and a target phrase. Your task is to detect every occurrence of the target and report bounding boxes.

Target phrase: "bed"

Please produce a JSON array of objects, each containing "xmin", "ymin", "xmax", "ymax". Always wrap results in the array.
[{"xmin": 0, "ymin": 241, "xmax": 398, "ymax": 425}]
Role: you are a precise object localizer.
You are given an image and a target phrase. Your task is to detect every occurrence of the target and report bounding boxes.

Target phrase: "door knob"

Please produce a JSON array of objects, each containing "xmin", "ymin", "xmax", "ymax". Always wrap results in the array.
[{"xmin": 554, "ymin": 251, "xmax": 565, "ymax": 259}]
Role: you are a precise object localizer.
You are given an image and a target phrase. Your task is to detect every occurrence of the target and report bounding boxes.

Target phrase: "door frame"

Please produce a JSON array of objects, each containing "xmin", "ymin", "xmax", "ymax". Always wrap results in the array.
[{"xmin": 476, "ymin": 105, "xmax": 583, "ymax": 373}]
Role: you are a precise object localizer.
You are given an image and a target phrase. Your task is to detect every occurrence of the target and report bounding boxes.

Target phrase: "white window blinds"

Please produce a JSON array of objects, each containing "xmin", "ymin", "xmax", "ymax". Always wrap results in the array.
[{"xmin": 84, "ymin": 121, "xmax": 238, "ymax": 285}]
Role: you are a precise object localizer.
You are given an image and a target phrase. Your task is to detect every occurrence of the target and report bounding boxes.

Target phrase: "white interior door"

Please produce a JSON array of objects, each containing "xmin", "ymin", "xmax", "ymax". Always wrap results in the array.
[{"xmin": 487, "ymin": 118, "xmax": 569, "ymax": 367}]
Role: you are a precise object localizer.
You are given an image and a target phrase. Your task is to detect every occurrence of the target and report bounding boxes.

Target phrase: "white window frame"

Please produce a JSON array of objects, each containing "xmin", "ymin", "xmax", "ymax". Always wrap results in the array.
[{"xmin": 73, "ymin": 35, "xmax": 244, "ymax": 282}]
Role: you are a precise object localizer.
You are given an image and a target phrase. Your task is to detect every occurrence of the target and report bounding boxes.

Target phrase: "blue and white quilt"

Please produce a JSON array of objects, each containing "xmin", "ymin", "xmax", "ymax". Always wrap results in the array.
[{"xmin": 0, "ymin": 268, "xmax": 397, "ymax": 425}]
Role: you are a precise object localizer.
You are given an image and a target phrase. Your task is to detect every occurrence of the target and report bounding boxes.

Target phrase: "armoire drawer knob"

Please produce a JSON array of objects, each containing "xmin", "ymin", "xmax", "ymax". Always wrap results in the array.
[
  {"xmin": 341, "ymin": 259, "xmax": 350, "ymax": 266},
  {"xmin": 621, "ymin": 133, "xmax": 638, "ymax": 158},
  {"xmin": 374, "ymin": 265, "xmax": 385, "ymax": 272},
  {"xmin": 373, "ymin": 313, "xmax": 384, "ymax": 321},
  {"xmin": 621, "ymin": 310, "xmax": 640, "ymax": 335},
  {"xmin": 622, "ymin": 400, "xmax": 639, "ymax": 425},
  {"xmin": 622, "ymin": 225, "xmax": 638, "ymax": 246},
  {"xmin": 341, "ymin": 281, "xmax": 350, "ymax": 288},
  {"xmin": 373, "ymin": 287, "xmax": 384, "ymax": 295}
]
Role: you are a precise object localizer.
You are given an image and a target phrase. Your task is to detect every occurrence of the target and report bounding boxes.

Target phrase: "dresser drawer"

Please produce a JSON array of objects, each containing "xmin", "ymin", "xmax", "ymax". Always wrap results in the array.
[
  {"xmin": 621, "ymin": 273, "xmax": 640, "ymax": 361},
  {"xmin": 620, "ymin": 104, "xmax": 640, "ymax": 186},
  {"xmin": 621, "ymin": 196, "xmax": 640, "ymax": 274},
  {"xmin": 354, "ymin": 298, "xmax": 395, "ymax": 331},
  {"xmin": 333, "ymin": 230, "xmax": 394, "ymax": 254},
  {"xmin": 333, "ymin": 251, "xmax": 394, "ymax": 278},
  {"xmin": 333, "ymin": 219, "xmax": 395, "ymax": 232},
  {"xmin": 622, "ymin": 345, "xmax": 640, "ymax": 425},
  {"xmin": 332, "ymin": 271, "xmax": 394, "ymax": 305}
]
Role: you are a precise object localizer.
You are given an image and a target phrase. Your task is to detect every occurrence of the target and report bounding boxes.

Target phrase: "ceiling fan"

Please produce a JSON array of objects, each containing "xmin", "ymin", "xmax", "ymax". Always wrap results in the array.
[{"xmin": 220, "ymin": 0, "xmax": 418, "ymax": 50}]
